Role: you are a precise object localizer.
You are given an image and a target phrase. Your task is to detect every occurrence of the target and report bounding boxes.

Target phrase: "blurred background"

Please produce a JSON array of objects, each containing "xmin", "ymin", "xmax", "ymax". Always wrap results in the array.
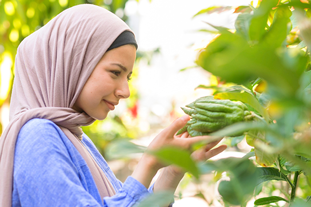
[{"xmin": 0, "ymin": 0, "xmax": 256, "ymax": 206}]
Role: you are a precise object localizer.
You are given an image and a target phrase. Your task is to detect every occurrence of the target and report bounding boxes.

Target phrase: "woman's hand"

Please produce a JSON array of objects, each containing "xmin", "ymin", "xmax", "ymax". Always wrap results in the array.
[
  {"xmin": 131, "ymin": 115, "xmax": 226, "ymax": 189},
  {"xmin": 143, "ymin": 115, "xmax": 226, "ymax": 171},
  {"xmin": 164, "ymin": 131, "xmax": 227, "ymax": 176},
  {"xmin": 153, "ymin": 130, "xmax": 227, "ymax": 192}
]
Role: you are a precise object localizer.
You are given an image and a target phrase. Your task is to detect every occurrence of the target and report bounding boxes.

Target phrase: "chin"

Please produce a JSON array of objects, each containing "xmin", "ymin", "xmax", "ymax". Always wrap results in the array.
[{"xmin": 92, "ymin": 113, "xmax": 108, "ymax": 121}]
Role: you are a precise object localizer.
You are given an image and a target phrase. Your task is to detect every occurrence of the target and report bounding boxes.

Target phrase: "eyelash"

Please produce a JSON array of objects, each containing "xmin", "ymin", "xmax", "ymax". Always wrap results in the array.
[
  {"xmin": 111, "ymin": 71, "xmax": 121, "ymax": 76},
  {"xmin": 111, "ymin": 70, "xmax": 132, "ymax": 82}
]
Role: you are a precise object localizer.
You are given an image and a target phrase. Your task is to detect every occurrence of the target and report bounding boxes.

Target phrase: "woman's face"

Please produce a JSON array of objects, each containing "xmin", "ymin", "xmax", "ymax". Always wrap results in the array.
[{"xmin": 73, "ymin": 44, "xmax": 136, "ymax": 120}]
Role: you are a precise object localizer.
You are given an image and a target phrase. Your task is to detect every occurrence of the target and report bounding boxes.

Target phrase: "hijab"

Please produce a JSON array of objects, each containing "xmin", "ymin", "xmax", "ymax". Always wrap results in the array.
[{"xmin": 0, "ymin": 4, "xmax": 136, "ymax": 206}]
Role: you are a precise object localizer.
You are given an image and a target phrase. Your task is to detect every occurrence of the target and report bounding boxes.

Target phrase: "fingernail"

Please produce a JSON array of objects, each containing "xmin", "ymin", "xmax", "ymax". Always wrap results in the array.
[{"xmin": 181, "ymin": 115, "xmax": 190, "ymax": 121}]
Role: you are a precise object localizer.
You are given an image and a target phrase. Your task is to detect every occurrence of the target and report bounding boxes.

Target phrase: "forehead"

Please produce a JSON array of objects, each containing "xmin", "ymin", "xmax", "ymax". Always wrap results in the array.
[{"xmin": 98, "ymin": 44, "xmax": 136, "ymax": 70}]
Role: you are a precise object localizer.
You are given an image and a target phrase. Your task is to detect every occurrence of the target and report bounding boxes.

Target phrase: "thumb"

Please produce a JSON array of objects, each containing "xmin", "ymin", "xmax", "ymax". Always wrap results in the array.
[{"xmin": 165, "ymin": 115, "xmax": 190, "ymax": 137}]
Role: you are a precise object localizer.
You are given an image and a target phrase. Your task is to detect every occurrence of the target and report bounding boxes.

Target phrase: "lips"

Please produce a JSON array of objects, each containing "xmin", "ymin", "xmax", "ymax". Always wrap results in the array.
[{"xmin": 104, "ymin": 100, "xmax": 117, "ymax": 110}]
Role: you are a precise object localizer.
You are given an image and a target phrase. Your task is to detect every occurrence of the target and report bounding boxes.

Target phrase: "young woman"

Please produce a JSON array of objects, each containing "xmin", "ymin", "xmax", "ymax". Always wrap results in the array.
[{"xmin": 0, "ymin": 4, "xmax": 227, "ymax": 207}]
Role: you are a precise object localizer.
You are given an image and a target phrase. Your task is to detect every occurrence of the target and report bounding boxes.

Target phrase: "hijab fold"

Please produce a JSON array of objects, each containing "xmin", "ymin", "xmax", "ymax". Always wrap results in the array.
[{"xmin": 0, "ymin": 4, "xmax": 133, "ymax": 206}]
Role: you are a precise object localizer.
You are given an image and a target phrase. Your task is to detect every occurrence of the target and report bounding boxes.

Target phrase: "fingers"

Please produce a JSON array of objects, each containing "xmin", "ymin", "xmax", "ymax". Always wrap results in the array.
[
  {"xmin": 181, "ymin": 132, "xmax": 189, "ymax": 138},
  {"xmin": 192, "ymin": 144, "xmax": 227, "ymax": 161},
  {"xmin": 204, "ymin": 145, "xmax": 227, "ymax": 160},
  {"xmin": 175, "ymin": 131, "xmax": 189, "ymax": 138},
  {"xmin": 204, "ymin": 139, "xmax": 222, "ymax": 151},
  {"xmin": 165, "ymin": 115, "xmax": 190, "ymax": 137},
  {"xmin": 186, "ymin": 135, "xmax": 223, "ymax": 146}
]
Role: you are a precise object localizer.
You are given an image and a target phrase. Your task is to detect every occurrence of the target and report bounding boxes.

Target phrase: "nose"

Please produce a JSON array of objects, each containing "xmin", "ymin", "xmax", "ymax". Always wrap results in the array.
[{"xmin": 116, "ymin": 80, "xmax": 130, "ymax": 99}]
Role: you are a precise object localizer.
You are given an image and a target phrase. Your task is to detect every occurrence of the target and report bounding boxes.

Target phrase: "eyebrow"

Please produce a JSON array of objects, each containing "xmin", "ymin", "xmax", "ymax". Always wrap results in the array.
[{"xmin": 111, "ymin": 63, "xmax": 128, "ymax": 72}]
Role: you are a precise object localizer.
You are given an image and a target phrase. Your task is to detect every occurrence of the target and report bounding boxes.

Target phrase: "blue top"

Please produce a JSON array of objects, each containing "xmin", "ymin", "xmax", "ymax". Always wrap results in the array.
[{"xmin": 12, "ymin": 118, "xmax": 154, "ymax": 207}]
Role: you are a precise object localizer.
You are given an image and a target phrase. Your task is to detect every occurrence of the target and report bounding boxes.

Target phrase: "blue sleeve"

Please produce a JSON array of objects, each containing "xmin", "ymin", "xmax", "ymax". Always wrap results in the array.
[
  {"xmin": 13, "ymin": 119, "xmax": 154, "ymax": 207},
  {"xmin": 103, "ymin": 176, "xmax": 150, "ymax": 206},
  {"xmin": 81, "ymin": 134, "xmax": 156, "ymax": 206}
]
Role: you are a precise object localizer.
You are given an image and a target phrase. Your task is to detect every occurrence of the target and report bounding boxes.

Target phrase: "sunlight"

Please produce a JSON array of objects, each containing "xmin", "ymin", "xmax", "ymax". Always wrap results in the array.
[
  {"xmin": 0, "ymin": 103, "xmax": 9, "ymax": 130},
  {"xmin": 0, "ymin": 53, "xmax": 13, "ymax": 102}
]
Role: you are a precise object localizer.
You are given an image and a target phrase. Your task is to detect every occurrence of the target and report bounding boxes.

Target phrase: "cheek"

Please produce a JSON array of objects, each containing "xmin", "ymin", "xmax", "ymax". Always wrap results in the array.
[
  {"xmin": 84, "ymin": 80, "xmax": 115, "ymax": 101},
  {"xmin": 78, "ymin": 73, "xmax": 116, "ymax": 108}
]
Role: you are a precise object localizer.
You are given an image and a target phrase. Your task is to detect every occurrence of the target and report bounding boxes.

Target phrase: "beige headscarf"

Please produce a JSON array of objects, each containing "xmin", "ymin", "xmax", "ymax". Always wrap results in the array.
[{"xmin": 0, "ymin": 4, "xmax": 134, "ymax": 206}]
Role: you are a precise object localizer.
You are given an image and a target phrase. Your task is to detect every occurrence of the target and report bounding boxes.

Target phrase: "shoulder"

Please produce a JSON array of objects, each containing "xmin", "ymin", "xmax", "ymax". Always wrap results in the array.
[
  {"xmin": 19, "ymin": 118, "xmax": 61, "ymax": 136},
  {"xmin": 18, "ymin": 118, "xmax": 66, "ymax": 144},
  {"xmin": 16, "ymin": 118, "xmax": 68, "ymax": 158},
  {"xmin": 14, "ymin": 118, "xmax": 79, "ymax": 177}
]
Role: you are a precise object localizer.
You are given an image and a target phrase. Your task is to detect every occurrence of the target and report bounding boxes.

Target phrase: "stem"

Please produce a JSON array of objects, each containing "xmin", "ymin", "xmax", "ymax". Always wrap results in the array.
[
  {"xmin": 250, "ymin": 111, "xmax": 266, "ymax": 123},
  {"xmin": 290, "ymin": 171, "xmax": 300, "ymax": 202},
  {"xmin": 284, "ymin": 174, "xmax": 294, "ymax": 189}
]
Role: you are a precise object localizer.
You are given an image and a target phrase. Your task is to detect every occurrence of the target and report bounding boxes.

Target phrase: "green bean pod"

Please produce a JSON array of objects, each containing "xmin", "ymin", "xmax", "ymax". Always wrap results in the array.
[
  {"xmin": 192, "ymin": 114, "xmax": 218, "ymax": 122},
  {"xmin": 191, "ymin": 121, "xmax": 227, "ymax": 132},
  {"xmin": 195, "ymin": 108, "xmax": 226, "ymax": 119},
  {"xmin": 180, "ymin": 96, "xmax": 257, "ymax": 137},
  {"xmin": 187, "ymin": 126, "xmax": 209, "ymax": 137},
  {"xmin": 197, "ymin": 99, "xmax": 247, "ymax": 110},
  {"xmin": 187, "ymin": 119, "xmax": 197, "ymax": 125},
  {"xmin": 195, "ymin": 102, "xmax": 233, "ymax": 113},
  {"xmin": 176, "ymin": 124, "xmax": 189, "ymax": 135},
  {"xmin": 186, "ymin": 96, "xmax": 214, "ymax": 109},
  {"xmin": 181, "ymin": 107, "xmax": 196, "ymax": 116},
  {"xmin": 224, "ymin": 111, "xmax": 245, "ymax": 123}
]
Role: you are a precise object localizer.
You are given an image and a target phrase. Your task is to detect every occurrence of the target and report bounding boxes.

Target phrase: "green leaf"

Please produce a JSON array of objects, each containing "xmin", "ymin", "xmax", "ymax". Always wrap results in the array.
[
  {"xmin": 134, "ymin": 191, "xmax": 174, "ymax": 207},
  {"xmin": 196, "ymin": 29, "xmax": 220, "ymax": 34},
  {"xmin": 196, "ymin": 33, "xmax": 249, "ymax": 85},
  {"xmin": 214, "ymin": 91, "xmax": 268, "ymax": 120},
  {"xmin": 292, "ymin": 8, "xmax": 311, "ymax": 53},
  {"xmin": 254, "ymin": 183, "xmax": 263, "ymax": 196},
  {"xmin": 196, "ymin": 34, "xmax": 304, "ymax": 96},
  {"xmin": 243, "ymin": 150, "xmax": 256, "ymax": 159},
  {"xmin": 198, "ymin": 157, "xmax": 257, "ymax": 178},
  {"xmin": 262, "ymin": 7, "xmax": 291, "ymax": 48},
  {"xmin": 285, "ymin": 162, "xmax": 302, "ymax": 172},
  {"xmin": 284, "ymin": 155, "xmax": 310, "ymax": 172},
  {"xmin": 105, "ymin": 140, "xmax": 146, "ymax": 159},
  {"xmin": 235, "ymin": 13, "xmax": 252, "ymax": 41},
  {"xmin": 203, "ymin": 22, "xmax": 231, "ymax": 34},
  {"xmin": 179, "ymin": 65, "xmax": 197, "ymax": 72},
  {"xmin": 255, "ymin": 147, "xmax": 277, "ymax": 167},
  {"xmin": 195, "ymin": 85, "xmax": 253, "ymax": 96},
  {"xmin": 218, "ymin": 181, "xmax": 241, "ymax": 205},
  {"xmin": 256, "ymin": 167, "xmax": 292, "ymax": 187},
  {"xmin": 149, "ymin": 147, "xmax": 200, "ymax": 179},
  {"xmin": 209, "ymin": 121, "xmax": 269, "ymax": 138},
  {"xmin": 198, "ymin": 157, "xmax": 246, "ymax": 174},
  {"xmin": 234, "ymin": 6, "xmax": 252, "ymax": 14},
  {"xmin": 290, "ymin": 198, "xmax": 311, "ymax": 207},
  {"xmin": 278, "ymin": 2, "xmax": 311, "ymax": 10},
  {"xmin": 226, "ymin": 135, "xmax": 244, "ymax": 147},
  {"xmin": 193, "ymin": 6, "xmax": 232, "ymax": 18},
  {"xmin": 280, "ymin": 48, "xmax": 309, "ymax": 78},
  {"xmin": 254, "ymin": 196, "xmax": 288, "ymax": 205},
  {"xmin": 200, "ymin": 157, "xmax": 259, "ymax": 205},
  {"xmin": 249, "ymin": 0, "xmax": 279, "ymax": 42}
]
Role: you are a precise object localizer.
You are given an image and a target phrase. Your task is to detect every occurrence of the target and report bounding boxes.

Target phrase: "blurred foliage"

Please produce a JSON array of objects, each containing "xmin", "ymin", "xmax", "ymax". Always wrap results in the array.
[
  {"xmin": 107, "ymin": 0, "xmax": 311, "ymax": 206},
  {"xmin": 194, "ymin": 0, "xmax": 311, "ymax": 205}
]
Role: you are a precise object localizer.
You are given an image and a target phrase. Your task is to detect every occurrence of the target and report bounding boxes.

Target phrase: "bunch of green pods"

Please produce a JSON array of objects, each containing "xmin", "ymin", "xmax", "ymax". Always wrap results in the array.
[{"xmin": 177, "ymin": 96, "xmax": 253, "ymax": 137}]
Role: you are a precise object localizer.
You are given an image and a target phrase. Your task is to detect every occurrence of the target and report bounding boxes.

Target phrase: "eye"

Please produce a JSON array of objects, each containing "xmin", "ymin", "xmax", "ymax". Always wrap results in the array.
[
  {"xmin": 127, "ymin": 76, "xmax": 132, "ymax": 82},
  {"xmin": 111, "ymin": 70, "xmax": 121, "ymax": 76}
]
